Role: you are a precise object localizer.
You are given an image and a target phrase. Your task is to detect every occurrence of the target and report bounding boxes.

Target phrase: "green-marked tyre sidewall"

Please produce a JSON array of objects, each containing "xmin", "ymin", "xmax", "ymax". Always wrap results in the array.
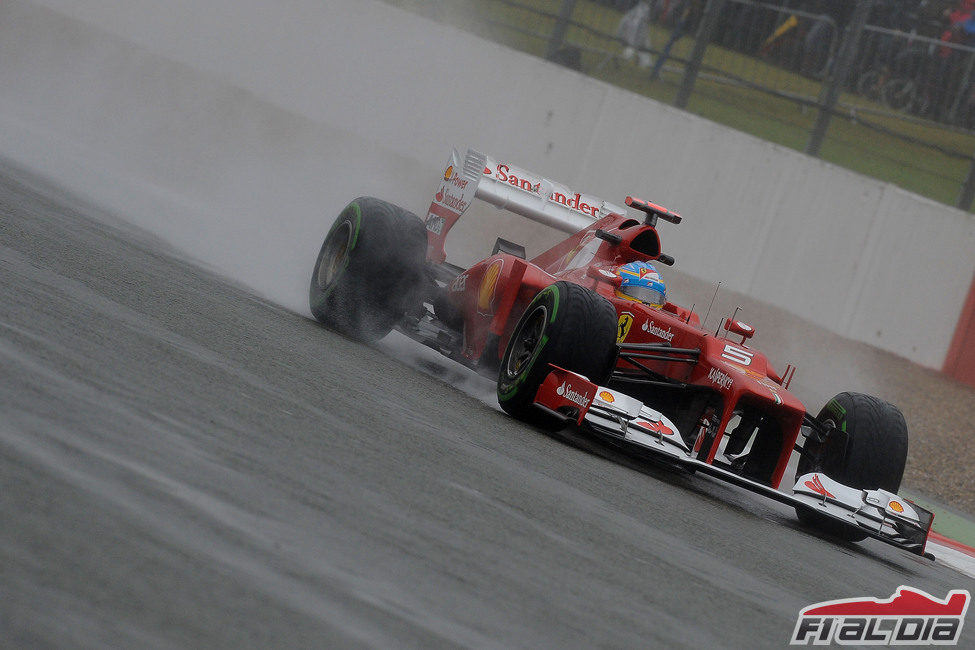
[
  {"xmin": 795, "ymin": 391, "xmax": 909, "ymax": 541},
  {"xmin": 497, "ymin": 285, "xmax": 560, "ymax": 402},
  {"xmin": 800, "ymin": 392, "xmax": 907, "ymax": 491},
  {"xmin": 309, "ymin": 197, "xmax": 427, "ymax": 341},
  {"xmin": 497, "ymin": 281, "xmax": 618, "ymax": 428}
]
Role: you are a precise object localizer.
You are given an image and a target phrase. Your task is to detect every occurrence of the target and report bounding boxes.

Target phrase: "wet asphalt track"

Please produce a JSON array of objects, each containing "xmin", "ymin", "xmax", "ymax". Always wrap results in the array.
[{"xmin": 1, "ymin": 164, "xmax": 973, "ymax": 648}]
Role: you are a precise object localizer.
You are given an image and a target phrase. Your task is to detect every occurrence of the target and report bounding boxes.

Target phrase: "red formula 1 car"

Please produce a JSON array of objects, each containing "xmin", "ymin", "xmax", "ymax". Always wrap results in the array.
[{"xmin": 309, "ymin": 148, "xmax": 934, "ymax": 556}]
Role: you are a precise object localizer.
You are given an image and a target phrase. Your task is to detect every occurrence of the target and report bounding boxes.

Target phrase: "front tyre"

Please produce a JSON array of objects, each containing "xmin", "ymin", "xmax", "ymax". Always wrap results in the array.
[
  {"xmin": 309, "ymin": 197, "xmax": 427, "ymax": 342},
  {"xmin": 498, "ymin": 281, "xmax": 618, "ymax": 428},
  {"xmin": 795, "ymin": 391, "xmax": 909, "ymax": 541}
]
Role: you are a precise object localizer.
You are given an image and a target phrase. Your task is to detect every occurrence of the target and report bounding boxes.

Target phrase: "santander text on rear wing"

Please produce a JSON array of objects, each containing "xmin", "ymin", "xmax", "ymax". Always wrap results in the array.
[{"xmin": 424, "ymin": 148, "xmax": 627, "ymax": 263}]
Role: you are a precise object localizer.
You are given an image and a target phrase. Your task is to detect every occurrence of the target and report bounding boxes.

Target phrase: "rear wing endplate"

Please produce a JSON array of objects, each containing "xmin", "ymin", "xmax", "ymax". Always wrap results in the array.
[{"xmin": 424, "ymin": 148, "xmax": 627, "ymax": 263}]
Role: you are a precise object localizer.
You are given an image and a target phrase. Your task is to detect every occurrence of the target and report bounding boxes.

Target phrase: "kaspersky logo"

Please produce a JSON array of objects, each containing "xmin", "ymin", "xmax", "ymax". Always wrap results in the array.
[
  {"xmin": 556, "ymin": 381, "xmax": 591, "ymax": 409},
  {"xmin": 791, "ymin": 586, "xmax": 970, "ymax": 645}
]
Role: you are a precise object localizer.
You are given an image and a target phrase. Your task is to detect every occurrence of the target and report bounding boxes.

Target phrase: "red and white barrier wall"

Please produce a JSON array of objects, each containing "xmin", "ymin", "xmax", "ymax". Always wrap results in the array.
[
  {"xmin": 945, "ymin": 276, "xmax": 975, "ymax": 386},
  {"xmin": 1, "ymin": 0, "xmax": 973, "ymax": 385}
]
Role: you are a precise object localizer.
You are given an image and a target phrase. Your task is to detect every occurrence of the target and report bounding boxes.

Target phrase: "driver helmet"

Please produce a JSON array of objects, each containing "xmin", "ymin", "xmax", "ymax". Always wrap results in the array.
[{"xmin": 615, "ymin": 261, "xmax": 666, "ymax": 308}]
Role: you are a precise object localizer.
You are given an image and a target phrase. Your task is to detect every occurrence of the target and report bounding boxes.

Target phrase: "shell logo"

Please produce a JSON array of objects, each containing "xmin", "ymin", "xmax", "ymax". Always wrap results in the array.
[
  {"xmin": 889, "ymin": 500, "xmax": 905, "ymax": 513},
  {"xmin": 477, "ymin": 259, "xmax": 504, "ymax": 313},
  {"xmin": 444, "ymin": 165, "xmax": 454, "ymax": 181},
  {"xmin": 598, "ymin": 390, "xmax": 615, "ymax": 403}
]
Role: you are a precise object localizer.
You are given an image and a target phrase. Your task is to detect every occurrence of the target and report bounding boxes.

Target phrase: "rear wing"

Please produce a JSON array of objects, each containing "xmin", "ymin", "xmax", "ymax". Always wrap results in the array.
[{"xmin": 424, "ymin": 148, "xmax": 627, "ymax": 263}]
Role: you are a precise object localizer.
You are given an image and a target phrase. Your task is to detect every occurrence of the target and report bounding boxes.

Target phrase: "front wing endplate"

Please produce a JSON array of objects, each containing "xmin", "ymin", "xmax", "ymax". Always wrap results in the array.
[{"xmin": 532, "ymin": 366, "xmax": 934, "ymax": 557}]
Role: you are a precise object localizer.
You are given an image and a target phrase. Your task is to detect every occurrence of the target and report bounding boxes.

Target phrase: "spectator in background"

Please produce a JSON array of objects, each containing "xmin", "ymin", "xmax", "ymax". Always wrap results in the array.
[
  {"xmin": 618, "ymin": 1, "xmax": 654, "ymax": 68},
  {"xmin": 946, "ymin": 0, "xmax": 975, "ymax": 22},
  {"xmin": 941, "ymin": 0, "xmax": 975, "ymax": 47},
  {"xmin": 937, "ymin": 0, "xmax": 975, "ymax": 48},
  {"xmin": 940, "ymin": 0, "xmax": 975, "ymax": 122},
  {"xmin": 650, "ymin": 0, "xmax": 701, "ymax": 80}
]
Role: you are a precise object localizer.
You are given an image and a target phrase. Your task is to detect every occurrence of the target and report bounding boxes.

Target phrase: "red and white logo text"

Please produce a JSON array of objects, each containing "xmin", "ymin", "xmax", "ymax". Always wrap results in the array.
[
  {"xmin": 791, "ymin": 586, "xmax": 970, "ymax": 645},
  {"xmin": 556, "ymin": 381, "xmax": 591, "ymax": 409}
]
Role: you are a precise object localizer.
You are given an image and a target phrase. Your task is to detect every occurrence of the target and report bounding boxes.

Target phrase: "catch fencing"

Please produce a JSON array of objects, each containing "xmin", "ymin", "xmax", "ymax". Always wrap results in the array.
[
  {"xmin": 387, "ymin": 0, "xmax": 975, "ymax": 211},
  {"xmin": 851, "ymin": 26, "xmax": 975, "ymax": 126}
]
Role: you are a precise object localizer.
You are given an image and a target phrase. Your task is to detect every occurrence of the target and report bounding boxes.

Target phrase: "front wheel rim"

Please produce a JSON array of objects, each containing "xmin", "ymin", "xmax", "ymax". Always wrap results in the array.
[{"xmin": 504, "ymin": 304, "xmax": 548, "ymax": 381}]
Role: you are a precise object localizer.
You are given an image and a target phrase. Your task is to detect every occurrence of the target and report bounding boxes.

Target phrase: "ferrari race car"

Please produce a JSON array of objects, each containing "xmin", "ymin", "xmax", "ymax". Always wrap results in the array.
[{"xmin": 309, "ymin": 148, "xmax": 934, "ymax": 557}]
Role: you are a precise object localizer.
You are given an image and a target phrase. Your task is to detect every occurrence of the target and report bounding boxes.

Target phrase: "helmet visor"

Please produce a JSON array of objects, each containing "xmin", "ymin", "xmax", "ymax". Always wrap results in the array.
[{"xmin": 622, "ymin": 284, "xmax": 665, "ymax": 306}]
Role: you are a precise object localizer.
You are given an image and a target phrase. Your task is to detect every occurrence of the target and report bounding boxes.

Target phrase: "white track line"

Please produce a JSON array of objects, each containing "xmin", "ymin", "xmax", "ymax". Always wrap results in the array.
[{"xmin": 927, "ymin": 540, "xmax": 975, "ymax": 580}]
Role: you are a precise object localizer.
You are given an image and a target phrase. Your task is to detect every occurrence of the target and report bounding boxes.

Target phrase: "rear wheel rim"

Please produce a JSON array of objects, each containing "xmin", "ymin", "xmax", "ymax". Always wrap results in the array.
[{"xmin": 317, "ymin": 221, "xmax": 353, "ymax": 290}]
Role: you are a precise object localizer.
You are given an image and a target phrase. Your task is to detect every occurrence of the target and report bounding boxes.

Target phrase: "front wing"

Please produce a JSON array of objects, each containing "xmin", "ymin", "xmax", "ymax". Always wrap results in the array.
[{"xmin": 532, "ymin": 366, "xmax": 934, "ymax": 557}]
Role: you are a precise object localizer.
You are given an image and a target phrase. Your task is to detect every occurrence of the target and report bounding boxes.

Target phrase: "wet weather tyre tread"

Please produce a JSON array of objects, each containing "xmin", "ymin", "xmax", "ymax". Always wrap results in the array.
[
  {"xmin": 796, "ymin": 391, "xmax": 909, "ymax": 541},
  {"xmin": 309, "ymin": 197, "xmax": 427, "ymax": 342},
  {"xmin": 497, "ymin": 281, "xmax": 618, "ymax": 429}
]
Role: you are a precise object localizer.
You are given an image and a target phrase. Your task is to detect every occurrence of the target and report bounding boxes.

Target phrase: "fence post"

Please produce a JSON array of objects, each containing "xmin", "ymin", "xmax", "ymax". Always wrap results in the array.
[
  {"xmin": 675, "ymin": 0, "xmax": 727, "ymax": 109},
  {"xmin": 958, "ymin": 157, "xmax": 975, "ymax": 210},
  {"xmin": 545, "ymin": 0, "xmax": 579, "ymax": 60},
  {"xmin": 805, "ymin": 0, "xmax": 872, "ymax": 157}
]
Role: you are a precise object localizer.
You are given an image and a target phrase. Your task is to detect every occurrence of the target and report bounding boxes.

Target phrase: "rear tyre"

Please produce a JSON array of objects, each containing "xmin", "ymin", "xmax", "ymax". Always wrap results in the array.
[
  {"xmin": 795, "ymin": 391, "xmax": 909, "ymax": 541},
  {"xmin": 309, "ymin": 197, "xmax": 427, "ymax": 342},
  {"xmin": 498, "ymin": 281, "xmax": 618, "ymax": 429}
]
